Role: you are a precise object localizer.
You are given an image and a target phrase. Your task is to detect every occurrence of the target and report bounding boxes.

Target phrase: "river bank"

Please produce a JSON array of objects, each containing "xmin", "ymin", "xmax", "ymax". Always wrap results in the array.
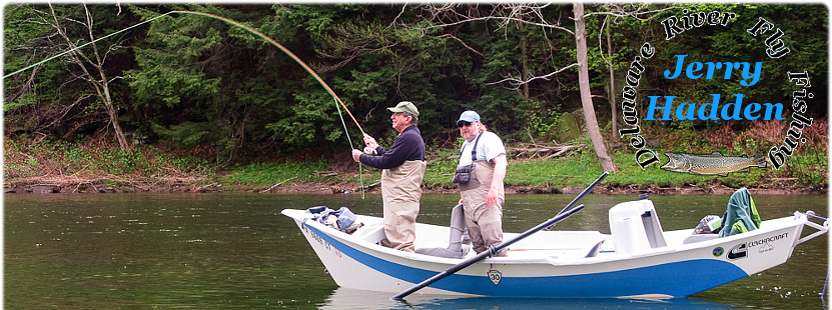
[
  {"xmin": 5, "ymin": 174, "xmax": 825, "ymax": 196},
  {"xmin": 5, "ymin": 136, "xmax": 827, "ymax": 197}
]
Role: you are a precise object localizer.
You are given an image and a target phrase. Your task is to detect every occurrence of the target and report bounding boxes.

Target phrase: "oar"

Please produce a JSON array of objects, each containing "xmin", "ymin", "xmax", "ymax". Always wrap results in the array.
[
  {"xmin": 391, "ymin": 171, "xmax": 609, "ymax": 300},
  {"xmin": 545, "ymin": 171, "xmax": 609, "ymax": 230}
]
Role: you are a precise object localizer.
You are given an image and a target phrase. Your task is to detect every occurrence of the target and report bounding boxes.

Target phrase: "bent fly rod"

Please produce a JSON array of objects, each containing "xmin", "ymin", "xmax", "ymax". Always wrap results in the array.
[
  {"xmin": 5, "ymin": 8, "xmax": 371, "ymax": 195},
  {"xmin": 5, "ymin": 9, "xmax": 367, "ymax": 137}
]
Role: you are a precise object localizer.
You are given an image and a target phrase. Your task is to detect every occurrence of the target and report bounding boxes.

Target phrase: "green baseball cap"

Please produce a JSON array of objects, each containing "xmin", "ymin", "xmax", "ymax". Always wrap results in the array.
[{"xmin": 387, "ymin": 101, "xmax": 419, "ymax": 117}]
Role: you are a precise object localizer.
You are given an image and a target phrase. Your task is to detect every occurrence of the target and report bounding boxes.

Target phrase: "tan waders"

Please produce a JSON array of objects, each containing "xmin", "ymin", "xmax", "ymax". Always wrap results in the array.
[
  {"xmin": 459, "ymin": 160, "xmax": 507, "ymax": 257},
  {"xmin": 379, "ymin": 160, "xmax": 426, "ymax": 252}
]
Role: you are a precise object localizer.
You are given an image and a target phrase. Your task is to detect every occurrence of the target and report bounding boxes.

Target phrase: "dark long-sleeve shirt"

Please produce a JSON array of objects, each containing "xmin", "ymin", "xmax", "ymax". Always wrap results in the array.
[{"xmin": 359, "ymin": 125, "xmax": 425, "ymax": 170}]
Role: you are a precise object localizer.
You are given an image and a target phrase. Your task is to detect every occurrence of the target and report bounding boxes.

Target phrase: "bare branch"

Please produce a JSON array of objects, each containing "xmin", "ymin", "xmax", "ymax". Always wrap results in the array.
[
  {"xmin": 428, "ymin": 16, "xmax": 574, "ymax": 36},
  {"xmin": 585, "ymin": 3, "xmax": 692, "ymax": 20},
  {"xmin": 438, "ymin": 34, "xmax": 483, "ymax": 57},
  {"xmin": 486, "ymin": 63, "xmax": 579, "ymax": 90},
  {"xmin": 389, "ymin": 3, "xmax": 408, "ymax": 28}
]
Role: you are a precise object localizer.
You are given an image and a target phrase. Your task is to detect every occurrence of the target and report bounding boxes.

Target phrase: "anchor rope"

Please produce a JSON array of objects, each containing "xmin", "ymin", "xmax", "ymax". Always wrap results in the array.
[
  {"xmin": 798, "ymin": 211, "xmax": 829, "ymax": 301},
  {"xmin": 803, "ymin": 212, "xmax": 828, "ymax": 222}
]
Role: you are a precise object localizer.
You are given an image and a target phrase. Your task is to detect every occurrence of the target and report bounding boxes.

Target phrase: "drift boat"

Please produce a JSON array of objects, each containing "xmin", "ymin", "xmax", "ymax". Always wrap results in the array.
[{"xmin": 281, "ymin": 195, "xmax": 827, "ymax": 299}]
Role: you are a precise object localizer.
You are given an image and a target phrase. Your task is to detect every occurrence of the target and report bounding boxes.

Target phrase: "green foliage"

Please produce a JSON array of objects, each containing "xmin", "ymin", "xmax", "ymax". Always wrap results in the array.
[
  {"xmin": 3, "ymin": 3, "xmax": 827, "ymax": 175},
  {"xmin": 3, "ymin": 136, "xmax": 212, "ymax": 179},
  {"xmin": 152, "ymin": 121, "xmax": 212, "ymax": 147},
  {"xmin": 128, "ymin": 5, "xmax": 223, "ymax": 108},
  {"xmin": 221, "ymin": 160, "xmax": 330, "ymax": 185},
  {"xmin": 526, "ymin": 100, "xmax": 563, "ymax": 141}
]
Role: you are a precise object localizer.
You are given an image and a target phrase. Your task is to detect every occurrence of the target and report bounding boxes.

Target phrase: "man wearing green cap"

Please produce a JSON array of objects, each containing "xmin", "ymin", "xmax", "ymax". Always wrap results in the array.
[{"xmin": 351, "ymin": 101, "xmax": 426, "ymax": 252}]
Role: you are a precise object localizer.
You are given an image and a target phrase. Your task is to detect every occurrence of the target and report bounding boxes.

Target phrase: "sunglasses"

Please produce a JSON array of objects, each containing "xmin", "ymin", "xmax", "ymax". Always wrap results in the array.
[{"xmin": 457, "ymin": 121, "xmax": 473, "ymax": 128}]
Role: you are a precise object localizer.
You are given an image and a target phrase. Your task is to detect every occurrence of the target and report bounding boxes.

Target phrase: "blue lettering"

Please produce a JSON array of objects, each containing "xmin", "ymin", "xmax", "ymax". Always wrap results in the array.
[
  {"xmin": 641, "ymin": 94, "xmax": 782, "ymax": 121},
  {"xmin": 664, "ymin": 55, "xmax": 686, "ymax": 79},
  {"xmin": 676, "ymin": 102, "xmax": 697, "ymax": 120},
  {"xmin": 744, "ymin": 102, "xmax": 761, "ymax": 120},
  {"xmin": 698, "ymin": 94, "xmax": 721, "ymax": 120},
  {"xmin": 720, "ymin": 94, "xmax": 744, "ymax": 120},
  {"xmin": 704, "ymin": 62, "xmax": 723, "ymax": 79},
  {"xmin": 686, "ymin": 62, "xmax": 704, "ymax": 79},
  {"xmin": 741, "ymin": 62, "xmax": 763, "ymax": 86},
  {"xmin": 645, "ymin": 96, "xmax": 675, "ymax": 120},
  {"xmin": 762, "ymin": 103, "xmax": 785, "ymax": 120},
  {"xmin": 664, "ymin": 55, "xmax": 762, "ymax": 86}
]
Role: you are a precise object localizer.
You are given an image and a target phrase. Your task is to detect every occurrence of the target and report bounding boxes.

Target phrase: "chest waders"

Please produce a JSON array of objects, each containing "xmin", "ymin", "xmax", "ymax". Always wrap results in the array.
[
  {"xmin": 379, "ymin": 160, "xmax": 426, "ymax": 252},
  {"xmin": 458, "ymin": 134, "xmax": 506, "ymax": 256}
]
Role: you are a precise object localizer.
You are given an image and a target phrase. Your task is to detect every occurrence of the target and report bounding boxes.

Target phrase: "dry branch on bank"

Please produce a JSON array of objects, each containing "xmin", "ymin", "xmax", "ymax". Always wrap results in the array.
[
  {"xmin": 507, "ymin": 143, "xmax": 584, "ymax": 159},
  {"xmin": 6, "ymin": 172, "xmax": 208, "ymax": 193}
]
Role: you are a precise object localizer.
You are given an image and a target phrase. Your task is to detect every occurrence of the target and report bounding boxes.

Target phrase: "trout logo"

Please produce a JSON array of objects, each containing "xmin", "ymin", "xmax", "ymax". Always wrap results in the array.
[
  {"xmin": 661, "ymin": 152, "xmax": 767, "ymax": 176},
  {"xmin": 488, "ymin": 269, "xmax": 502, "ymax": 285},
  {"xmin": 620, "ymin": 11, "xmax": 812, "ymax": 173}
]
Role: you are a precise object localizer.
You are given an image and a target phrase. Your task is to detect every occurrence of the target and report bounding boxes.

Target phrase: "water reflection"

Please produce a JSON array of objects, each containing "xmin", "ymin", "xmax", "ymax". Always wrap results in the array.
[
  {"xmin": 4, "ymin": 193, "xmax": 827, "ymax": 309},
  {"xmin": 321, "ymin": 288, "xmax": 736, "ymax": 310}
]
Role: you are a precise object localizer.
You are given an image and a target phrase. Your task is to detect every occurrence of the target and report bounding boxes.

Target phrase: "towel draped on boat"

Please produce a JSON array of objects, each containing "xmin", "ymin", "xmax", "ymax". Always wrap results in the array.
[{"xmin": 718, "ymin": 188, "xmax": 762, "ymax": 237}]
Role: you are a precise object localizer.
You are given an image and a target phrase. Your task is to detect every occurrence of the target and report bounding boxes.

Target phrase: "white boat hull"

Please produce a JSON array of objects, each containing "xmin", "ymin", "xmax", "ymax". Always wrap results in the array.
[{"xmin": 282, "ymin": 201, "xmax": 826, "ymax": 298}]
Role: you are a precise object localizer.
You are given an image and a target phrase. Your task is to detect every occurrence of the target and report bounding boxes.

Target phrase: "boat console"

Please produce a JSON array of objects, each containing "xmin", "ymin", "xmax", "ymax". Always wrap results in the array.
[{"xmin": 608, "ymin": 198, "xmax": 667, "ymax": 255}]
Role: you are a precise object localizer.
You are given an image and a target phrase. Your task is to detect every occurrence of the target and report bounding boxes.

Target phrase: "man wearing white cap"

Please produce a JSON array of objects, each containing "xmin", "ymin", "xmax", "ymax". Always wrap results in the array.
[
  {"xmin": 454, "ymin": 110, "xmax": 508, "ymax": 257},
  {"xmin": 352, "ymin": 101, "xmax": 426, "ymax": 252}
]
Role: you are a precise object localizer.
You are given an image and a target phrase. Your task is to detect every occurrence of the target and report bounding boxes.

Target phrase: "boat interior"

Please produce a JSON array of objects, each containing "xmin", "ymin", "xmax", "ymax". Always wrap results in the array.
[{"xmin": 345, "ymin": 198, "xmax": 730, "ymax": 261}]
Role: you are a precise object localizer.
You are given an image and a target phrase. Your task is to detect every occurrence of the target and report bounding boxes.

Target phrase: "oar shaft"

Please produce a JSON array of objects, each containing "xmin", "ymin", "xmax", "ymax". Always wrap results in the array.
[
  {"xmin": 391, "ymin": 172, "xmax": 609, "ymax": 300},
  {"xmin": 391, "ymin": 205, "xmax": 584, "ymax": 300},
  {"xmin": 557, "ymin": 172, "xmax": 609, "ymax": 216},
  {"xmin": 392, "ymin": 248, "xmax": 491, "ymax": 299}
]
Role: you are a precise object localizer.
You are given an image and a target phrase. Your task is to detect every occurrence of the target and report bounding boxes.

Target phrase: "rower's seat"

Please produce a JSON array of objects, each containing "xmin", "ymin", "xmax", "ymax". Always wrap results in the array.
[
  {"xmin": 608, "ymin": 198, "xmax": 667, "ymax": 255},
  {"xmin": 415, "ymin": 204, "xmax": 471, "ymax": 259}
]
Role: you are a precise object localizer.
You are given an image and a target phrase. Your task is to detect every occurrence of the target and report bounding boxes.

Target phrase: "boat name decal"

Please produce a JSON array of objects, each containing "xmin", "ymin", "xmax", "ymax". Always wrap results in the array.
[
  {"xmin": 727, "ymin": 232, "xmax": 789, "ymax": 260},
  {"xmin": 302, "ymin": 224, "xmax": 335, "ymax": 253},
  {"xmin": 747, "ymin": 232, "xmax": 788, "ymax": 248},
  {"xmin": 488, "ymin": 269, "xmax": 502, "ymax": 286}
]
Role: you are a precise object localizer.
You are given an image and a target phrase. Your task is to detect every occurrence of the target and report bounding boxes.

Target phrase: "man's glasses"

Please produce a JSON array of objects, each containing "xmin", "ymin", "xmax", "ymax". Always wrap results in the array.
[{"xmin": 457, "ymin": 121, "xmax": 473, "ymax": 128}]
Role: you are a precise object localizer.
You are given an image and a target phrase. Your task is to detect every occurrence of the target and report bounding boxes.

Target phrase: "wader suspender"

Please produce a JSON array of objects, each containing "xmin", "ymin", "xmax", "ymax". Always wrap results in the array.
[{"xmin": 457, "ymin": 133, "xmax": 483, "ymax": 163}]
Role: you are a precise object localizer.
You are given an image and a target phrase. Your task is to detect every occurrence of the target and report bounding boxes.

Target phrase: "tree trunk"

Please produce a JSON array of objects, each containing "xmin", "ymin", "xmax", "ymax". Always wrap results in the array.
[
  {"xmin": 520, "ymin": 32, "xmax": 530, "ymax": 99},
  {"xmin": 49, "ymin": 4, "xmax": 129, "ymax": 151},
  {"xmin": 606, "ymin": 17, "xmax": 618, "ymax": 140},
  {"xmin": 102, "ymin": 84, "xmax": 129, "ymax": 150},
  {"xmin": 573, "ymin": 3, "xmax": 618, "ymax": 173}
]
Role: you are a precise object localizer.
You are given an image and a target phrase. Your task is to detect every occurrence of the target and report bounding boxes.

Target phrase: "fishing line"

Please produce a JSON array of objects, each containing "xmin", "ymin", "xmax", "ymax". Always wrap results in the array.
[
  {"xmin": 6, "ymin": 9, "xmax": 369, "ymax": 195},
  {"xmin": 4, "ymin": 11, "xmax": 176, "ymax": 79},
  {"xmin": 170, "ymin": 10, "xmax": 367, "ymax": 137},
  {"xmin": 172, "ymin": 10, "xmax": 370, "ymax": 198}
]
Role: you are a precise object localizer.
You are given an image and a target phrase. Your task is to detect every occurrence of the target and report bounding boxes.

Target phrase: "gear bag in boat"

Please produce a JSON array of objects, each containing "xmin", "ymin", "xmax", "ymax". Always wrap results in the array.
[{"xmin": 306, "ymin": 206, "xmax": 362, "ymax": 234}]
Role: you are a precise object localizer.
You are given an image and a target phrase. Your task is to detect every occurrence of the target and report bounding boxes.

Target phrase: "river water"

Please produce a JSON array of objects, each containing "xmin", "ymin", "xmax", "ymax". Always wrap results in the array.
[{"xmin": 4, "ymin": 193, "xmax": 828, "ymax": 309}]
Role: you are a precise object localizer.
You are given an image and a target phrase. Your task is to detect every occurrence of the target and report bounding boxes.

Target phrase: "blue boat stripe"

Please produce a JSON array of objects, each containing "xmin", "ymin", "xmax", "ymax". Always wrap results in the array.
[{"xmin": 304, "ymin": 223, "xmax": 748, "ymax": 297}]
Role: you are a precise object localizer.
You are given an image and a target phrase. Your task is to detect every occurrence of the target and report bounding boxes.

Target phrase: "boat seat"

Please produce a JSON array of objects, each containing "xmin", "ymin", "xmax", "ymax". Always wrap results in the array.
[
  {"xmin": 352, "ymin": 223, "xmax": 385, "ymax": 243},
  {"xmin": 415, "ymin": 204, "xmax": 471, "ymax": 259}
]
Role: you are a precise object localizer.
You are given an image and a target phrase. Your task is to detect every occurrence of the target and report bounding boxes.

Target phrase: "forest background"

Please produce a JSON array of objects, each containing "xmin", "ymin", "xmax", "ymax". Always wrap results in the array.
[{"xmin": 3, "ymin": 3, "xmax": 828, "ymax": 194}]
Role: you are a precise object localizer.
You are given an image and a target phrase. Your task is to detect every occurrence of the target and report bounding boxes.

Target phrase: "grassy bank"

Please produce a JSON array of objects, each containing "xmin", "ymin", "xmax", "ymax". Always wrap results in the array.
[
  {"xmin": 4, "ymin": 134, "xmax": 827, "ymax": 194},
  {"xmin": 213, "ymin": 143, "xmax": 832, "ymax": 192}
]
